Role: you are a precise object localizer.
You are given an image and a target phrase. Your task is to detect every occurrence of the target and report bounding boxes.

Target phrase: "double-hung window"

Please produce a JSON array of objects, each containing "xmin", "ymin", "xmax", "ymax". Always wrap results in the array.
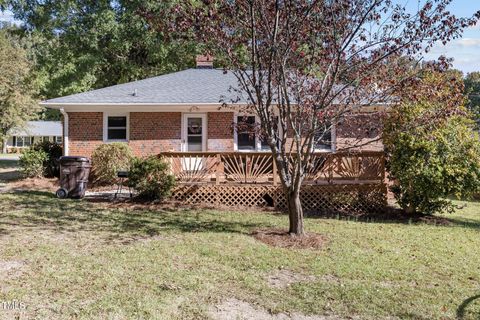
[
  {"xmin": 104, "ymin": 113, "xmax": 128, "ymax": 142},
  {"xmin": 236, "ymin": 116, "xmax": 257, "ymax": 151},
  {"xmin": 235, "ymin": 115, "xmax": 279, "ymax": 152},
  {"xmin": 15, "ymin": 137, "xmax": 24, "ymax": 148},
  {"xmin": 15, "ymin": 136, "xmax": 32, "ymax": 148}
]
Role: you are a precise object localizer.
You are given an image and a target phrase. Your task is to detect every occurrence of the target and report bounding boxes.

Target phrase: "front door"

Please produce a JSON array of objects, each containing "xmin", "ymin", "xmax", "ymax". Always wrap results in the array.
[
  {"xmin": 182, "ymin": 114, "xmax": 206, "ymax": 152},
  {"xmin": 182, "ymin": 114, "xmax": 206, "ymax": 172}
]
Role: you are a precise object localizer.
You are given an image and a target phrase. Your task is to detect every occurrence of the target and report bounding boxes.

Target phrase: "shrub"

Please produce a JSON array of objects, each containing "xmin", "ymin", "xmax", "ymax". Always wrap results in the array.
[
  {"xmin": 128, "ymin": 156, "xmax": 175, "ymax": 200},
  {"xmin": 384, "ymin": 72, "xmax": 480, "ymax": 214},
  {"xmin": 91, "ymin": 143, "xmax": 133, "ymax": 185},
  {"xmin": 32, "ymin": 141, "xmax": 63, "ymax": 177},
  {"xmin": 19, "ymin": 148, "xmax": 48, "ymax": 178}
]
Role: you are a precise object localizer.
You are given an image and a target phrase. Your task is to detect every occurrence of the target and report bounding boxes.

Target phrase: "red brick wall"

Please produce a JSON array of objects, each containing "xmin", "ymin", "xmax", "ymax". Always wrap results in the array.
[
  {"xmin": 208, "ymin": 112, "xmax": 233, "ymax": 139},
  {"xmin": 67, "ymin": 112, "xmax": 183, "ymax": 157},
  {"xmin": 336, "ymin": 113, "xmax": 383, "ymax": 151},
  {"xmin": 208, "ymin": 112, "xmax": 234, "ymax": 151},
  {"xmin": 129, "ymin": 112, "xmax": 182, "ymax": 156},
  {"xmin": 68, "ymin": 112, "xmax": 103, "ymax": 156},
  {"xmin": 66, "ymin": 110, "xmax": 383, "ymax": 157}
]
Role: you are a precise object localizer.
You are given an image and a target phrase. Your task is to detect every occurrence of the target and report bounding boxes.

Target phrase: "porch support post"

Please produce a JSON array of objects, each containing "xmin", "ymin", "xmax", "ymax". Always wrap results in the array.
[{"xmin": 215, "ymin": 153, "xmax": 221, "ymax": 185}]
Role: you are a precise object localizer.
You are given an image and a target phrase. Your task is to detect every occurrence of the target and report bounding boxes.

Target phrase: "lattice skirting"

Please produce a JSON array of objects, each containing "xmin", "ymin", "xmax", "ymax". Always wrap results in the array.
[{"xmin": 171, "ymin": 184, "xmax": 387, "ymax": 214}]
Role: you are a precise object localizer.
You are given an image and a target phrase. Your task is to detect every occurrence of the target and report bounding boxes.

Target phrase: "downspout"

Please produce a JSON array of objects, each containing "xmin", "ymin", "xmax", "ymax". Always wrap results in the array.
[{"xmin": 60, "ymin": 108, "xmax": 69, "ymax": 156}]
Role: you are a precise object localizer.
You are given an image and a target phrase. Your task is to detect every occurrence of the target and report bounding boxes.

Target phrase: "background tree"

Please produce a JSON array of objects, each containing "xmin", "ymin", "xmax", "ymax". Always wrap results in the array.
[
  {"xmin": 159, "ymin": 0, "xmax": 479, "ymax": 235},
  {"xmin": 384, "ymin": 71, "xmax": 480, "ymax": 214},
  {"xmin": 0, "ymin": 29, "xmax": 39, "ymax": 153},
  {"xmin": 464, "ymin": 71, "xmax": 480, "ymax": 126},
  {"xmin": 4, "ymin": 0, "xmax": 197, "ymax": 119}
]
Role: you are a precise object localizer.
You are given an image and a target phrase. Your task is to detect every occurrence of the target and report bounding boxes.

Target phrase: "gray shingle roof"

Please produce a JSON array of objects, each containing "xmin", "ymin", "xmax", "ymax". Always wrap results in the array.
[
  {"xmin": 43, "ymin": 69, "xmax": 243, "ymax": 105},
  {"xmin": 10, "ymin": 121, "xmax": 62, "ymax": 136}
]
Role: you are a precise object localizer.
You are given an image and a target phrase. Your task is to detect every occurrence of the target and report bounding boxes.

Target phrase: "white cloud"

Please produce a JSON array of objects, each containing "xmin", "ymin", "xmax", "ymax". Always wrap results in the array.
[{"xmin": 455, "ymin": 38, "xmax": 480, "ymax": 47}]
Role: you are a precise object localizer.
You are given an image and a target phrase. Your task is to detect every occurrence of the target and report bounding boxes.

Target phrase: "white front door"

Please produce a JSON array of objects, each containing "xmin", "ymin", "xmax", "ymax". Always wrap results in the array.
[
  {"xmin": 182, "ymin": 114, "xmax": 206, "ymax": 152},
  {"xmin": 182, "ymin": 114, "xmax": 206, "ymax": 172}
]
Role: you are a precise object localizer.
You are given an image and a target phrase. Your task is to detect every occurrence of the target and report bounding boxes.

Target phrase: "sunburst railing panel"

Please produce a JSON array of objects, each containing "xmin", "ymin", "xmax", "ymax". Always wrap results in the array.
[{"xmin": 159, "ymin": 151, "xmax": 384, "ymax": 185}]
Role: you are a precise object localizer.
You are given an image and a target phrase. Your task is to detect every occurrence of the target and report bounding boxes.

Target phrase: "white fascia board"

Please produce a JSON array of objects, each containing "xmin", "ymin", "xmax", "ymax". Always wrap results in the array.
[{"xmin": 40, "ymin": 103, "xmax": 247, "ymax": 113}]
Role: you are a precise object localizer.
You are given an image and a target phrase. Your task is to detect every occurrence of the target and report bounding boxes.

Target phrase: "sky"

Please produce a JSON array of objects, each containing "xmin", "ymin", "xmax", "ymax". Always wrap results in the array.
[
  {"xmin": 403, "ymin": 0, "xmax": 480, "ymax": 74},
  {"xmin": 1, "ymin": 1, "xmax": 480, "ymax": 73}
]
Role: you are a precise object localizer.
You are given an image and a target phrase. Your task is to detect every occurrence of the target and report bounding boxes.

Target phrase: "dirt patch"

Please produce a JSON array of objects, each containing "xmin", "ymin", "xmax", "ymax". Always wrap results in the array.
[
  {"xmin": 0, "ymin": 260, "xmax": 26, "ymax": 280},
  {"xmin": 209, "ymin": 298, "xmax": 335, "ymax": 320},
  {"xmin": 267, "ymin": 269, "xmax": 316, "ymax": 289},
  {"xmin": 6, "ymin": 177, "xmax": 58, "ymax": 193},
  {"xmin": 252, "ymin": 228, "xmax": 327, "ymax": 250}
]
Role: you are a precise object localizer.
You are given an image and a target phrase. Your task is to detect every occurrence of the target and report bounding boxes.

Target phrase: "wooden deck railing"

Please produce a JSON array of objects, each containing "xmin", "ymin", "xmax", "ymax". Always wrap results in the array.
[{"xmin": 158, "ymin": 151, "xmax": 385, "ymax": 186}]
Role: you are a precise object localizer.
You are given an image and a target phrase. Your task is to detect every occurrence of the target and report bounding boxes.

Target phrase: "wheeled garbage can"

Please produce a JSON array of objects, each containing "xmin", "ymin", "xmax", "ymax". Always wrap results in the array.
[{"xmin": 56, "ymin": 156, "xmax": 92, "ymax": 199}]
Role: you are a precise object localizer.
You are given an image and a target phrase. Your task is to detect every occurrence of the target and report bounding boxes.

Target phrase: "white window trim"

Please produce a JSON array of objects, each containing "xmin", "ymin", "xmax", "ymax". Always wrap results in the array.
[
  {"xmin": 103, "ymin": 112, "xmax": 130, "ymax": 143},
  {"xmin": 233, "ymin": 113, "xmax": 280, "ymax": 152},
  {"xmin": 233, "ymin": 112, "xmax": 336, "ymax": 153},
  {"xmin": 15, "ymin": 136, "xmax": 33, "ymax": 148},
  {"xmin": 234, "ymin": 113, "xmax": 260, "ymax": 152},
  {"xmin": 15, "ymin": 136, "xmax": 25, "ymax": 148},
  {"xmin": 181, "ymin": 113, "xmax": 207, "ymax": 152}
]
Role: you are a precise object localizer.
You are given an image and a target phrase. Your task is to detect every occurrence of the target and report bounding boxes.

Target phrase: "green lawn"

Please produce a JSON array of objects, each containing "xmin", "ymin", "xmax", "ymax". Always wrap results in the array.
[
  {"xmin": 0, "ymin": 156, "xmax": 19, "ymax": 169},
  {"xmin": 0, "ymin": 191, "xmax": 479, "ymax": 319}
]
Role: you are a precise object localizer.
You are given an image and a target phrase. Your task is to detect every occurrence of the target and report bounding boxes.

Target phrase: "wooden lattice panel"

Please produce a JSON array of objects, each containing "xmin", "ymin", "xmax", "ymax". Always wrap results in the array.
[
  {"xmin": 171, "ymin": 185, "xmax": 273, "ymax": 207},
  {"xmin": 274, "ymin": 184, "xmax": 387, "ymax": 214},
  {"xmin": 171, "ymin": 183, "xmax": 387, "ymax": 214}
]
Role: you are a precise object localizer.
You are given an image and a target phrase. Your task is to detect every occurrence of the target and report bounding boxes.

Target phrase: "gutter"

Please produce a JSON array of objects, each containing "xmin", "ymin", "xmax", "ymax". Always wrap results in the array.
[{"xmin": 59, "ymin": 108, "xmax": 69, "ymax": 156}]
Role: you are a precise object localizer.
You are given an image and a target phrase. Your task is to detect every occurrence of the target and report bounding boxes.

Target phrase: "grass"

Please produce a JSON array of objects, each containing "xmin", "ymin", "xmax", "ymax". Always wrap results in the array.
[
  {"xmin": 0, "ymin": 191, "xmax": 479, "ymax": 319},
  {"xmin": 0, "ymin": 156, "xmax": 19, "ymax": 170}
]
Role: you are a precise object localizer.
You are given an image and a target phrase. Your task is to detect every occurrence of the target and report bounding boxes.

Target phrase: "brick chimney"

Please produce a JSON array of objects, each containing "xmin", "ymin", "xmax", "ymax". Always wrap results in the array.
[{"xmin": 195, "ymin": 55, "xmax": 214, "ymax": 69}]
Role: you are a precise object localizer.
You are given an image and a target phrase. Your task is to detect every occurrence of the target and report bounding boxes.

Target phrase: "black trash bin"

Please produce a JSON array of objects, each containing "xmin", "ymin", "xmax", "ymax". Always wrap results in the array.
[{"xmin": 56, "ymin": 156, "xmax": 92, "ymax": 199}]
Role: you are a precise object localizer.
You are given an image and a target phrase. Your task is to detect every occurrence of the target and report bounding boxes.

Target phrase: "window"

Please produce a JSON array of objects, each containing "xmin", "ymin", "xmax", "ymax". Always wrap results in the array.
[
  {"xmin": 104, "ymin": 113, "xmax": 128, "ymax": 142},
  {"xmin": 15, "ymin": 137, "xmax": 24, "ymax": 148},
  {"xmin": 260, "ymin": 116, "xmax": 279, "ymax": 151},
  {"xmin": 55, "ymin": 136, "xmax": 63, "ymax": 144},
  {"xmin": 24, "ymin": 137, "xmax": 32, "ymax": 147},
  {"xmin": 43, "ymin": 136, "xmax": 50, "ymax": 143},
  {"xmin": 314, "ymin": 123, "xmax": 334, "ymax": 151},
  {"xmin": 15, "ymin": 136, "xmax": 32, "ymax": 148},
  {"xmin": 236, "ymin": 116, "xmax": 256, "ymax": 151},
  {"xmin": 235, "ymin": 115, "xmax": 280, "ymax": 152}
]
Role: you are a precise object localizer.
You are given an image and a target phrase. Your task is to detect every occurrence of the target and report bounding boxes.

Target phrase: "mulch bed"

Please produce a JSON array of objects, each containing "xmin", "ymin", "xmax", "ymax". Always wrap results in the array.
[
  {"xmin": 6, "ymin": 177, "xmax": 58, "ymax": 193},
  {"xmin": 251, "ymin": 228, "xmax": 327, "ymax": 250}
]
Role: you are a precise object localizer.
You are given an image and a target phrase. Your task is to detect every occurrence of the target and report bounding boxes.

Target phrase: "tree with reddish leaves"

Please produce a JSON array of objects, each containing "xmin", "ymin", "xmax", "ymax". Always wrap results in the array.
[{"xmin": 154, "ymin": 0, "xmax": 479, "ymax": 236}]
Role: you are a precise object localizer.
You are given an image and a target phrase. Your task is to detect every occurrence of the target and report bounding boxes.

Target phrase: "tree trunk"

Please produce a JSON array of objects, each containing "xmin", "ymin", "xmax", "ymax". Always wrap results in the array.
[
  {"xmin": 1, "ymin": 138, "xmax": 6, "ymax": 154},
  {"xmin": 287, "ymin": 189, "xmax": 305, "ymax": 236}
]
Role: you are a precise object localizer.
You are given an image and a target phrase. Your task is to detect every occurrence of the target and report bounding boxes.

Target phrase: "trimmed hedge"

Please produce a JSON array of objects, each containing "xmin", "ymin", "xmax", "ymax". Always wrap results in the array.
[{"xmin": 91, "ymin": 143, "xmax": 133, "ymax": 185}]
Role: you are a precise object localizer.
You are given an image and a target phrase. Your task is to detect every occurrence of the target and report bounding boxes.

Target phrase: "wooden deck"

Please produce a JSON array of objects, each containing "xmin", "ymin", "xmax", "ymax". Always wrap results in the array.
[{"xmin": 158, "ymin": 151, "xmax": 387, "ymax": 213}]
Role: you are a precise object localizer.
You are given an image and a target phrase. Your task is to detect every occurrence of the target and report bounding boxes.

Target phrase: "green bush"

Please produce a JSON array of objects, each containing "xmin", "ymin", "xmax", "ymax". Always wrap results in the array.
[
  {"xmin": 128, "ymin": 156, "xmax": 175, "ymax": 200},
  {"xmin": 19, "ymin": 148, "xmax": 48, "ymax": 178},
  {"xmin": 91, "ymin": 143, "xmax": 133, "ymax": 185},
  {"xmin": 385, "ymin": 86, "xmax": 480, "ymax": 214},
  {"xmin": 32, "ymin": 141, "xmax": 63, "ymax": 177}
]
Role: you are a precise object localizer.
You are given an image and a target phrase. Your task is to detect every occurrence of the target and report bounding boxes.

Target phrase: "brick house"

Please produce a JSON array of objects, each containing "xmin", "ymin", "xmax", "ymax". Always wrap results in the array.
[{"xmin": 41, "ymin": 56, "xmax": 384, "ymax": 158}]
